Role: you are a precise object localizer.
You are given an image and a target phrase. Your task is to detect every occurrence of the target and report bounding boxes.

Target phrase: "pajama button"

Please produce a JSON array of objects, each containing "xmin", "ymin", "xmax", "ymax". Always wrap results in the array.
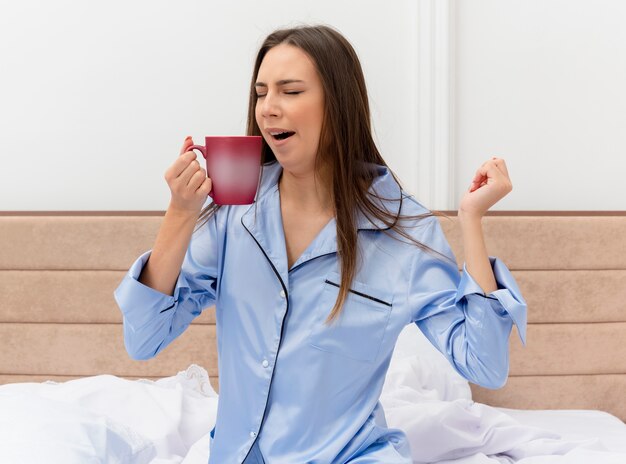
[
  {"xmin": 250, "ymin": 431, "xmax": 257, "ymax": 438},
  {"xmin": 279, "ymin": 290, "xmax": 286, "ymax": 298},
  {"xmin": 262, "ymin": 359, "xmax": 269, "ymax": 368}
]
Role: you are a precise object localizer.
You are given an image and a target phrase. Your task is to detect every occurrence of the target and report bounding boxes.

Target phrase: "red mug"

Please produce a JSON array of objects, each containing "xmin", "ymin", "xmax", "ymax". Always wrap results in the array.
[{"xmin": 187, "ymin": 136, "xmax": 262, "ymax": 205}]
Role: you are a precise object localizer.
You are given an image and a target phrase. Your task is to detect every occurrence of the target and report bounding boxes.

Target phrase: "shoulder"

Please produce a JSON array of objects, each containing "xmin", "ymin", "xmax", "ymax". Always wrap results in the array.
[
  {"xmin": 393, "ymin": 193, "xmax": 455, "ymax": 260},
  {"xmin": 396, "ymin": 193, "xmax": 443, "ymax": 232},
  {"xmin": 399, "ymin": 193, "xmax": 431, "ymax": 217}
]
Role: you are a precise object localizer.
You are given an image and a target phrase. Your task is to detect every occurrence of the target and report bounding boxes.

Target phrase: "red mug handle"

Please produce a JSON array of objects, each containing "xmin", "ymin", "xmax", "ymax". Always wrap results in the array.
[
  {"xmin": 186, "ymin": 144, "xmax": 207, "ymax": 160},
  {"xmin": 186, "ymin": 144, "xmax": 212, "ymax": 196}
]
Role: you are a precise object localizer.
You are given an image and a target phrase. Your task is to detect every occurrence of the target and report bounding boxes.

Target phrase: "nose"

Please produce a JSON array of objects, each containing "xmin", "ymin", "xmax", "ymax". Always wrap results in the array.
[{"xmin": 259, "ymin": 91, "xmax": 281, "ymax": 119}]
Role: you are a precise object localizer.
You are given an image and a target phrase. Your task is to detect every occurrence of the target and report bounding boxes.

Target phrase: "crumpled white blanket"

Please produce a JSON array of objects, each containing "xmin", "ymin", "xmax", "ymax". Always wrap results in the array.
[
  {"xmin": 0, "ymin": 324, "xmax": 624, "ymax": 464},
  {"xmin": 379, "ymin": 323, "xmax": 626, "ymax": 464},
  {"xmin": 0, "ymin": 364, "xmax": 218, "ymax": 463}
]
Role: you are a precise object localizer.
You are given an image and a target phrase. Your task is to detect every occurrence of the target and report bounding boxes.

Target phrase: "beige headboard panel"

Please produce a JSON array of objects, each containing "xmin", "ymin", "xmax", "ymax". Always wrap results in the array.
[{"xmin": 0, "ymin": 212, "xmax": 624, "ymax": 421}]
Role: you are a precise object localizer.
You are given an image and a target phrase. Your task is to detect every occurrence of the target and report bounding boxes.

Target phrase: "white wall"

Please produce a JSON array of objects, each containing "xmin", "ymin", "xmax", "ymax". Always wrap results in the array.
[
  {"xmin": 2, "ymin": 1, "xmax": 624, "ymax": 211},
  {"xmin": 456, "ymin": 0, "xmax": 626, "ymax": 210},
  {"xmin": 0, "ymin": 0, "xmax": 420, "ymax": 210}
]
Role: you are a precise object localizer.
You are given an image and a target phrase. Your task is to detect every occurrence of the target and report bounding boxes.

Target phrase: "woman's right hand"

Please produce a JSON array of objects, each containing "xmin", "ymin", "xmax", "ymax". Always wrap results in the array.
[{"xmin": 165, "ymin": 136, "xmax": 213, "ymax": 215}]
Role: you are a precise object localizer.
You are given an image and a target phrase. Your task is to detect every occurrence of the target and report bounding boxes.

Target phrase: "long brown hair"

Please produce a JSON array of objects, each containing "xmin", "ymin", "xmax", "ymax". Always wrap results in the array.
[{"xmin": 196, "ymin": 24, "xmax": 454, "ymax": 324}]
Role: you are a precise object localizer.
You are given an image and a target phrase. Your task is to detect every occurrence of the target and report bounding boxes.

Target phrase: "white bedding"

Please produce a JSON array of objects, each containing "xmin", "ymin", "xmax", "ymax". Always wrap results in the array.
[{"xmin": 0, "ymin": 324, "xmax": 624, "ymax": 464}]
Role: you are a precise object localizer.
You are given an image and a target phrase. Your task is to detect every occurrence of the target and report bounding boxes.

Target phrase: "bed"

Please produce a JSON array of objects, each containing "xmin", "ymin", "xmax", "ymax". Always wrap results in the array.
[{"xmin": 0, "ymin": 211, "xmax": 624, "ymax": 463}]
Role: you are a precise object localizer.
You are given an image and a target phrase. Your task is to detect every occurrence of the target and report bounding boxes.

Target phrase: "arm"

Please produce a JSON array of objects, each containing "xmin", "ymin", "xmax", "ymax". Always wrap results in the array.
[
  {"xmin": 458, "ymin": 211, "xmax": 497, "ymax": 295},
  {"xmin": 114, "ymin": 136, "xmax": 219, "ymax": 360},
  {"xmin": 114, "ymin": 203, "xmax": 220, "ymax": 361},
  {"xmin": 138, "ymin": 206, "xmax": 199, "ymax": 296},
  {"xmin": 408, "ymin": 216, "xmax": 527, "ymax": 389}
]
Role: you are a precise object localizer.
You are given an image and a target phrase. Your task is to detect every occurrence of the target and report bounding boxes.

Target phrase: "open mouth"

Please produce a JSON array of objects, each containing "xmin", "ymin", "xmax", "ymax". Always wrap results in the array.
[{"xmin": 272, "ymin": 131, "xmax": 295, "ymax": 141}]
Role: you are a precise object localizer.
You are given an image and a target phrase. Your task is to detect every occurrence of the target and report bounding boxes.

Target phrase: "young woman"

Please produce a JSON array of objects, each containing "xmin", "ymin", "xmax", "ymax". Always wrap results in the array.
[{"xmin": 114, "ymin": 24, "xmax": 527, "ymax": 464}]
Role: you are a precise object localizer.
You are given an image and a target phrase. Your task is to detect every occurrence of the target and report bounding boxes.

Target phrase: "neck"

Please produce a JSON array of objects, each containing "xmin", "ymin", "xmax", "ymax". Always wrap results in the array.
[{"xmin": 278, "ymin": 165, "xmax": 334, "ymax": 215}]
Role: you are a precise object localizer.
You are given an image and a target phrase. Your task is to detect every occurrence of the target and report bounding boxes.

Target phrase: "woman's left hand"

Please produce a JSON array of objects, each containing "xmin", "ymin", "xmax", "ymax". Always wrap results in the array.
[{"xmin": 459, "ymin": 157, "xmax": 513, "ymax": 219}]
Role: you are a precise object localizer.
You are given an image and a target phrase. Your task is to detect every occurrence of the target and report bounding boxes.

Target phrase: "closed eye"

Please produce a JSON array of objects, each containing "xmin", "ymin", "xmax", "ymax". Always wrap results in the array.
[{"xmin": 256, "ymin": 91, "xmax": 302, "ymax": 98}]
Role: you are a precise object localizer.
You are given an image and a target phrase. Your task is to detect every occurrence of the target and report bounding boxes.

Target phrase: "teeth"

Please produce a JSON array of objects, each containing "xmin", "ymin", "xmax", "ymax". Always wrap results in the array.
[{"xmin": 270, "ymin": 131, "xmax": 289, "ymax": 135}]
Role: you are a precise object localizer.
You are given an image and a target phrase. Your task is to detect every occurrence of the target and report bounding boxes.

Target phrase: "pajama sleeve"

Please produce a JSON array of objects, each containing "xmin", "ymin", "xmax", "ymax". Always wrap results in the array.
[
  {"xmin": 408, "ymin": 216, "xmax": 527, "ymax": 389},
  {"xmin": 113, "ymin": 209, "xmax": 221, "ymax": 361}
]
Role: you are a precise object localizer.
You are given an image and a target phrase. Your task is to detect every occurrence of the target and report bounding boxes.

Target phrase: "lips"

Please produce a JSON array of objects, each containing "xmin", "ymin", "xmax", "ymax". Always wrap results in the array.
[
  {"xmin": 266, "ymin": 128, "xmax": 296, "ymax": 141},
  {"xmin": 273, "ymin": 131, "xmax": 295, "ymax": 140}
]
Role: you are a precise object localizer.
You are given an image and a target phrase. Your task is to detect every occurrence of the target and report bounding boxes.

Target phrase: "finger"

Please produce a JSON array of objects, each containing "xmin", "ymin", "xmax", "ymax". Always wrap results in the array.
[
  {"xmin": 167, "ymin": 150, "xmax": 197, "ymax": 181},
  {"xmin": 180, "ymin": 136, "xmax": 193, "ymax": 156},
  {"xmin": 477, "ymin": 159, "xmax": 507, "ymax": 180},
  {"xmin": 471, "ymin": 165, "xmax": 490, "ymax": 183},
  {"xmin": 199, "ymin": 176, "xmax": 212, "ymax": 195},
  {"xmin": 491, "ymin": 157, "xmax": 510, "ymax": 179},
  {"xmin": 470, "ymin": 163, "xmax": 499, "ymax": 191},
  {"xmin": 472, "ymin": 158, "xmax": 513, "ymax": 192},
  {"xmin": 177, "ymin": 157, "xmax": 202, "ymax": 186},
  {"xmin": 187, "ymin": 168, "xmax": 207, "ymax": 191}
]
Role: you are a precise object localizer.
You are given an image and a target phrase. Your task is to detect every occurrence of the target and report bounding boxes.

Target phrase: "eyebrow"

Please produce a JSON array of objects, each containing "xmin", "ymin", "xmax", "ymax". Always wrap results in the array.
[{"xmin": 254, "ymin": 79, "xmax": 305, "ymax": 88}]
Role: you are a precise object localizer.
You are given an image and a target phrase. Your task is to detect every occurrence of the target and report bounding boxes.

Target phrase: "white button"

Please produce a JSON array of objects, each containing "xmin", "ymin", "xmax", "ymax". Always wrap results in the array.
[
  {"xmin": 250, "ymin": 431, "xmax": 257, "ymax": 438},
  {"xmin": 262, "ymin": 359, "xmax": 269, "ymax": 368},
  {"xmin": 279, "ymin": 290, "xmax": 286, "ymax": 298}
]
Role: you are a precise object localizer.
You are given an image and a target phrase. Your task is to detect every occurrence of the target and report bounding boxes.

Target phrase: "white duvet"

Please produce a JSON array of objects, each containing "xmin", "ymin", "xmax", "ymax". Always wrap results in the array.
[
  {"xmin": 380, "ymin": 325, "xmax": 626, "ymax": 463},
  {"xmin": 0, "ymin": 324, "xmax": 624, "ymax": 463}
]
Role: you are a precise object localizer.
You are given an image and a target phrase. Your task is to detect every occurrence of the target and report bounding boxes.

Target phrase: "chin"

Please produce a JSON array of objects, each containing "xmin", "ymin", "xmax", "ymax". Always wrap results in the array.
[{"xmin": 272, "ymin": 146, "xmax": 317, "ymax": 172}]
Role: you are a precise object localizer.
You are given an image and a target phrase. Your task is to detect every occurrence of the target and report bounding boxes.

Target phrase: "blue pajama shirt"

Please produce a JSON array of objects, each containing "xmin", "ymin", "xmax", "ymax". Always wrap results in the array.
[{"xmin": 114, "ymin": 161, "xmax": 527, "ymax": 463}]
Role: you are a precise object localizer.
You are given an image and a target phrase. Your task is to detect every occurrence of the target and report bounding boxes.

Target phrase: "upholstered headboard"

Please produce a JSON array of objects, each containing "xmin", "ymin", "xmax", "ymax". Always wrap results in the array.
[{"xmin": 0, "ymin": 212, "xmax": 624, "ymax": 421}]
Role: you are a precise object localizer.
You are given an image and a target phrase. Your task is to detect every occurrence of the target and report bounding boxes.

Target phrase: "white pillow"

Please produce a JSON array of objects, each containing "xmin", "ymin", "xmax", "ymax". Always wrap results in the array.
[{"xmin": 0, "ymin": 391, "xmax": 156, "ymax": 463}]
